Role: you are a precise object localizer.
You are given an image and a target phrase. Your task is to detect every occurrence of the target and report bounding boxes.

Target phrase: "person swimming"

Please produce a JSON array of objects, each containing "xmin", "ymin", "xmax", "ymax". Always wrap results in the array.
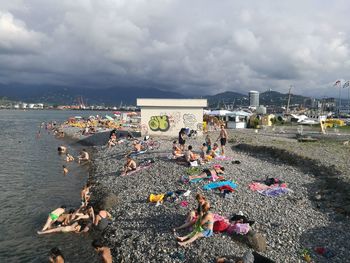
[{"xmin": 63, "ymin": 165, "xmax": 68, "ymax": 176}]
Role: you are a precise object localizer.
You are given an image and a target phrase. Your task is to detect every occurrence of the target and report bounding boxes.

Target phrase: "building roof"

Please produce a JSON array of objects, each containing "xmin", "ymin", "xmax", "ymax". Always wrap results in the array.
[{"xmin": 137, "ymin": 98, "xmax": 207, "ymax": 107}]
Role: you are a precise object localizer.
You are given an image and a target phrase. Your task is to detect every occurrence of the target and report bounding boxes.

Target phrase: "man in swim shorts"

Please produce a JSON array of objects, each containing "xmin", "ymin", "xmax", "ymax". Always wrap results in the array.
[
  {"xmin": 216, "ymin": 125, "xmax": 228, "ymax": 155},
  {"xmin": 41, "ymin": 206, "xmax": 66, "ymax": 231}
]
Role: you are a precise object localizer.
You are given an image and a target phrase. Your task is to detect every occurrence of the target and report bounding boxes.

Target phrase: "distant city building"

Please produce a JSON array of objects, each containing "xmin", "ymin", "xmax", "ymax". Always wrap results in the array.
[{"xmin": 249, "ymin": 91, "xmax": 259, "ymax": 107}]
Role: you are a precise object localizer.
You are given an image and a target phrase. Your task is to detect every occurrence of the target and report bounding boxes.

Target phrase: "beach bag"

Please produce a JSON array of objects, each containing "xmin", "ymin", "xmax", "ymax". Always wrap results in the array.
[{"xmin": 213, "ymin": 220, "xmax": 230, "ymax": 233}]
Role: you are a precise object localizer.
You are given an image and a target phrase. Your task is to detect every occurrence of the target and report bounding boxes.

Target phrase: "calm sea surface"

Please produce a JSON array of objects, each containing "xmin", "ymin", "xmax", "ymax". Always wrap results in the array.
[{"xmin": 0, "ymin": 110, "xmax": 106, "ymax": 263}]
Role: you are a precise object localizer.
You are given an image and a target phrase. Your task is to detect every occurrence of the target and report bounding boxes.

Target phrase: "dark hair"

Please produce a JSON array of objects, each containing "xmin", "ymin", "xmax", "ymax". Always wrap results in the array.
[
  {"xmin": 68, "ymin": 208, "xmax": 75, "ymax": 214},
  {"xmin": 188, "ymin": 145, "xmax": 193, "ymax": 150},
  {"xmin": 173, "ymin": 140, "xmax": 177, "ymax": 144},
  {"xmin": 60, "ymin": 205, "xmax": 66, "ymax": 209},
  {"xmin": 78, "ymin": 220, "xmax": 87, "ymax": 232},
  {"xmin": 62, "ymin": 165, "xmax": 66, "ymax": 168},
  {"xmin": 202, "ymin": 143, "xmax": 206, "ymax": 146},
  {"xmin": 92, "ymin": 239, "xmax": 103, "ymax": 249},
  {"xmin": 82, "ymin": 149, "xmax": 86, "ymax": 151},
  {"xmin": 49, "ymin": 247, "xmax": 64, "ymax": 260},
  {"xmin": 220, "ymin": 167, "xmax": 225, "ymax": 171}
]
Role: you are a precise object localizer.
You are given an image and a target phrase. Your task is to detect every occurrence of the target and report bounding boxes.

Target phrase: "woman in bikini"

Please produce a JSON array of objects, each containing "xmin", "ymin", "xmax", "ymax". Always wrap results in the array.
[{"xmin": 176, "ymin": 202, "xmax": 214, "ymax": 246}]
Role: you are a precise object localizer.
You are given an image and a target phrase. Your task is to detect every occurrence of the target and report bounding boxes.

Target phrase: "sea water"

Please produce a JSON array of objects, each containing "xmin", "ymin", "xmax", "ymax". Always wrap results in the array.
[{"xmin": 0, "ymin": 110, "xmax": 103, "ymax": 262}]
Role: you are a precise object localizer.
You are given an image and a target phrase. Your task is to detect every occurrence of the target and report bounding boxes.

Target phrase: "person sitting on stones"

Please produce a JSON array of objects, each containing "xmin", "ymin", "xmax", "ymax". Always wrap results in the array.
[
  {"xmin": 173, "ymin": 193, "xmax": 207, "ymax": 232},
  {"xmin": 122, "ymin": 156, "xmax": 137, "ymax": 175},
  {"xmin": 172, "ymin": 140, "xmax": 183, "ymax": 158},
  {"xmin": 94, "ymin": 210, "xmax": 112, "ymax": 231},
  {"xmin": 184, "ymin": 145, "xmax": 201, "ymax": 164},
  {"xmin": 176, "ymin": 202, "xmax": 214, "ymax": 246},
  {"xmin": 210, "ymin": 143, "xmax": 221, "ymax": 157}
]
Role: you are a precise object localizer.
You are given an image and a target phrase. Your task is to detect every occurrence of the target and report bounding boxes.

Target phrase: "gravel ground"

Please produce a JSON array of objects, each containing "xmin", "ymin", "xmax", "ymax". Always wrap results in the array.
[{"xmin": 85, "ymin": 130, "xmax": 350, "ymax": 263}]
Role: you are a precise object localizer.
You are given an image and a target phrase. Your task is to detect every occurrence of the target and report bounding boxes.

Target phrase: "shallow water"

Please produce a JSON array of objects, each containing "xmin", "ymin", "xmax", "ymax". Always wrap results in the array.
[{"xmin": 0, "ymin": 110, "xmax": 104, "ymax": 262}]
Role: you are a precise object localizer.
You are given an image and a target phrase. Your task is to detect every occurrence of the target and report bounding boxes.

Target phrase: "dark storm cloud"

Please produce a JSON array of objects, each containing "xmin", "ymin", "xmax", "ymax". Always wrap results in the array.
[{"xmin": 0, "ymin": 0, "xmax": 350, "ymax": 97}]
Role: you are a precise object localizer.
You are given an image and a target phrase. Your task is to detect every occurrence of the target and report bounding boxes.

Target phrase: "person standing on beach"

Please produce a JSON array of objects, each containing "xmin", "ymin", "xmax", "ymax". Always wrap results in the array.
[
  {"xmin": 92, "ymin": 239, "xmax": 112, "ymax": 263},
  {"xmin": 179, "ymin": 129, "xmax": 186, "ymax": 151},
  {"xmin": 216, "ymin": 125, "xmax": 228, "ymax": 156}
]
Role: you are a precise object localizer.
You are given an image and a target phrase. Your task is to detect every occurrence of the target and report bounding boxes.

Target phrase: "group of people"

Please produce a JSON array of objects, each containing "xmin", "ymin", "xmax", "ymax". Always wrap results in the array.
[
  {"xmin": 39, "ymin": 133, "xmax": 112, "ymax": 262},
  {"xmin": 172, "ymin": 125, "xmax": 228, "ymax": 165}
]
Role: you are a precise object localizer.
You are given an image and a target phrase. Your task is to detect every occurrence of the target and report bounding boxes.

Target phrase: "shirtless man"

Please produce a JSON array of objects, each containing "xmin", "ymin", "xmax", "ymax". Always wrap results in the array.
[
  {"xmin": 78, "ymin": 149, "xmax": 89, "ymax": 164},
  {"xmin": 216, "ymin": 125, "xmax": 228, "ymax": 155},
  {"xmin": 122, "ymin": 156, "xmax": 137, "ymax": 175},
  {"xmin": 92, "ymin": 239, "xmax": 112, "ymax": 263},
  {"xmin": 41, "ymin": 206, "xmax": 66, "ymax": 231},
  {"xmin": 133, "ymin": 140, "xmax": 144, "ymax": 152}
]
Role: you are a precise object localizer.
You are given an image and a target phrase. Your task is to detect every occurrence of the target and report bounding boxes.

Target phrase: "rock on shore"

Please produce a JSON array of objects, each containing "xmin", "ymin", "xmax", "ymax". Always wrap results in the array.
[{"xmin": 89, "ymin": 132, "xmax": 350, "ymax": 263}]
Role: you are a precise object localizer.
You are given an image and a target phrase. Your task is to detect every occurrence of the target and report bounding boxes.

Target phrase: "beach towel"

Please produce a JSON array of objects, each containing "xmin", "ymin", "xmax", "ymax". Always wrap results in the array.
[
  {"xmin": 203, "ymin": 181, "xmax": 237, "ymax": 191},
  {"xmin": 121, "ymin": 163, "xmax": 152, "ymax": 176},
  {"xmin": 227, "ymin": 223, "xmax": 250, "ymax": 235},
  {"xmin": 249, "ymin": 182, "xmax": 287, "ymax": 191},
  {"xmin": 129, "ymin": 150, "xmax": 147, "ymax": 157},
  {"xmin": 257, "ymin": 187, "xmax": 289, "ymax": 197}
]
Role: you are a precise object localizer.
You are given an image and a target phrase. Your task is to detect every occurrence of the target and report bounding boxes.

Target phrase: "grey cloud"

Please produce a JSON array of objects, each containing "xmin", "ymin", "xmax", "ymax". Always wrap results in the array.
[{"xmin": 0, "ymin": 0, "xmax": 350, "ymax": 97}]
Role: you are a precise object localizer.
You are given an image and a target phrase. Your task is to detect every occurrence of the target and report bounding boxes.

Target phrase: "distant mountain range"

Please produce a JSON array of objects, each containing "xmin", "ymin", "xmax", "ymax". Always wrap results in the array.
[{"xmin": 0, "ymin": 84, "xmax": 311, "ymax": 107}]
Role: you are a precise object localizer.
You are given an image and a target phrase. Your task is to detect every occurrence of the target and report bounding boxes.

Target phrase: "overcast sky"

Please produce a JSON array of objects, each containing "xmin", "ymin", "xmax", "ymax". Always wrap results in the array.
[{"xmin": 0, "ymin": 0, "xmax": 349, "ymax": 97}]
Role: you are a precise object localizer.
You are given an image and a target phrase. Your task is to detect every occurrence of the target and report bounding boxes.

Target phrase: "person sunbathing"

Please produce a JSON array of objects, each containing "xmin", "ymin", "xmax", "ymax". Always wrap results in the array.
[
  {"xmin": 210, "ymin": 143, "xmax": 221, "ymax": 157},
  {"xmin": 37, "ymin": 221, "xmax": 89, "ymax": 235},
  {"xmin": 132, "ymin": 140, "xmax": 144, "ymax": 152},
  {"xmin": 122, "ymin": 156, "xmax": 137, "ymax": 174},
  {"xmin": 189, "ymin": 166, "xmax": 225, "ymax": 181},
  {"xmin": 176, "ymin": 202, "xmax": 214, "ymax": 246},
  {"xmin": 172, "ymin": 141, "xmax": 183, "ymax": 158},
  {"xmin": 173, "ymin": 194, "xmax": 207, "ymax": 232},
  {"xmin": 41, "ymin": 206, "xmax": 66, "ymax": 231},
  {"xmin": 185, "ymin": 145, "xmax": 201, "ymax": 164}
]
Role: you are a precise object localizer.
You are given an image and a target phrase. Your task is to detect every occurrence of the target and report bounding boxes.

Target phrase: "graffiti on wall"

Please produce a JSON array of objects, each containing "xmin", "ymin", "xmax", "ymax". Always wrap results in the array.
[
  {"xmin": 183, "ymin": 113, "xmax": 197, "ymax": 129},
  {"xmin": 148, "ymin": 115, "xmax": 170, "ymax": 132}
]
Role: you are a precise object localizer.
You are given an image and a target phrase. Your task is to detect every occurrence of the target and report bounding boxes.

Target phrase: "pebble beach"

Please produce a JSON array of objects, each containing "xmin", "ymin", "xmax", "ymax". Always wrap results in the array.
[{"xmin": 77, "ymin": 128, "xmax": 350, "ymax": 263}]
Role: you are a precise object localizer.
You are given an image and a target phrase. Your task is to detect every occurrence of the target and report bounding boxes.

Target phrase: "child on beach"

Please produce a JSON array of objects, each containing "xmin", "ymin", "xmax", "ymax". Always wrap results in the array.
[
  {"xmin": 205, "ymin": 134, "xmax": 212, "ymax": 154},
  {"xmin": 172, "ymin": 141, "xmax": 183, "ymax": 159}
]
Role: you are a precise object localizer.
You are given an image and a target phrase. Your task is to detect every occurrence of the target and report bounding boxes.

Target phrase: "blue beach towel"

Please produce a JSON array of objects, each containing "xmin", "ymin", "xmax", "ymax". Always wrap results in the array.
[
  {"xmin": 129, "ymin": 150, "xmax": 147, "ymax": 156},
  {"xmin": 203, "ymin": 181, "xmax": 237, "ymax": 191}
]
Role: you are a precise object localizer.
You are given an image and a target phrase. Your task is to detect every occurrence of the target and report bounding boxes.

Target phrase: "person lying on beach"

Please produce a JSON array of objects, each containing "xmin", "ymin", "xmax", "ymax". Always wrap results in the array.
[
  {"xmin": 58, "ymin": 146, "xmax": 67, "ymax": 154},
  {"xmin": 94, "ymin": 210, "xmax": 112, "ymax": 231},
  {"xmin": 81, "ymin": 184, "xmax": 91, "ymax": 206},
  {"xmin": 62, "ymin": 165, "xmax": 68, "ymax": 176},
  {"xmin": 49, "ymin": 247, "xmax": 65, "ymax": 263},
  {"xmin": 65, "ymin": 153, "xmax": 74, "ymax": 162},
  {"xmin": 216, "ymin": 250, "xmax": 275, "ymax": 263},
  {"xmin": 37, "ymin": 221, "xmax": 89, "ymax": 235},
  {"xmin": 172, "ymin": 141, "xmax": 183, "ymax": 158},
  {"xmin": 92, "ymin": 239, "xmax": 112, "ymax": 263},
  {"xmin": 122, "ymin": 156, "xmax": 137, "ymax": 174},
  {"xmin": 78, "ymin": 149, "xmax": 90, "ymax": 164},
  {"xmin": 173, "ymin": 193, "xmax": 207, "ymax": 232},
  {"xmin": 189, "ymin": 166, "xmax": 225, "ymax": 181},
  {"xmin": 41, "ymin": 206, "xmax": 66, "ymax": 231},
  {"xmin": 176, "ymin": 202, "xmax": 214, "ymax": 246}
]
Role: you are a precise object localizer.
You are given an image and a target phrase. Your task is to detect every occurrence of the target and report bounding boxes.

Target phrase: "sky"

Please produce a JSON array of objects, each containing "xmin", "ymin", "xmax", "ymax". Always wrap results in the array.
[{"xmin": 0, "ymin": 0, "xmax": 350, "ymax": 97}]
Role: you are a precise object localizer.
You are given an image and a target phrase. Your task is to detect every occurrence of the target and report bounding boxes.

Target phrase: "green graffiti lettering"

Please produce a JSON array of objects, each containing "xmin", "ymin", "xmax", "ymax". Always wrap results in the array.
[{"xmin": 148, "ymin": 115, "xmax": 170, "ymax": 132}]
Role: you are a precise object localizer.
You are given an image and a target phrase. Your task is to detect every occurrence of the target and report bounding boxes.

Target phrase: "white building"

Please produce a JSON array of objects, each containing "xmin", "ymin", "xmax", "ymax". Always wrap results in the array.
[
  {"xmin": 249, "ymin": 91, "xmax": 259, "ymax": 107},
  {"xmin": 137, "ymin": 98, "xmax": 207, "ymax": 136}
]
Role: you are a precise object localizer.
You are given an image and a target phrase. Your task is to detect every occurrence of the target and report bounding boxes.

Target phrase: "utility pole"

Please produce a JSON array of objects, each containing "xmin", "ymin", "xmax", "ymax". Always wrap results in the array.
[{"xmin": 286, "ymin": 86, "xmax": 292, "ymax": 114}]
